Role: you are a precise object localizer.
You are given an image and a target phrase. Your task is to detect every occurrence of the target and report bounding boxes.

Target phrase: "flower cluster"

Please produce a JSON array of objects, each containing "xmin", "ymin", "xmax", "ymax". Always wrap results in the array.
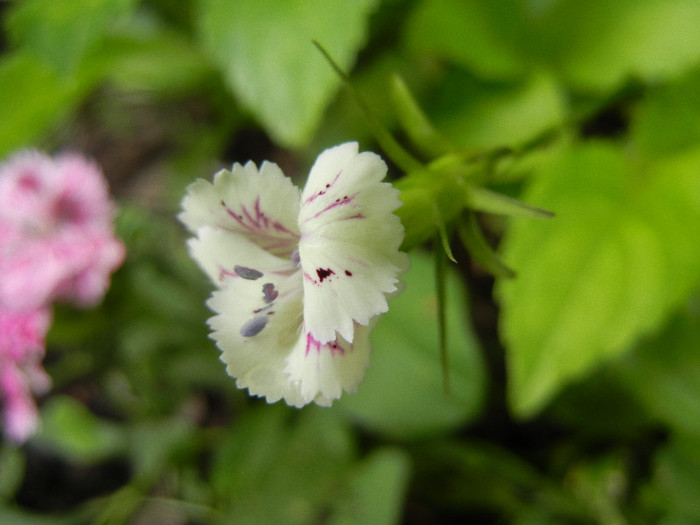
[
  {"xmin": 180, "ymin": 142, "xmax": 407, "ymax": 406},
  {"xmin": 0, "ymin": 150, "xmax": 125, "ymax": 442}
]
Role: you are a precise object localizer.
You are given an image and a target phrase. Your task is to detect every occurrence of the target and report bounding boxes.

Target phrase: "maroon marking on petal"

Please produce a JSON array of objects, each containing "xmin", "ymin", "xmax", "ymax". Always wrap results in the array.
[
  {"xmin": 303, "ymin": 171, "xmax": 343, "ymax": 205},
  {"xmin": 345, "ymin": 270, "xmax": 352, "ymax": 276},
  {"xmin": 305, "ymin": 333, "xmax": 345, "ymax": 356},
  {"xmin": 241, "ymin": 203, "xmax": 257, "ymax": 227},
  {"xmin": 316, "ymin": 268, "xmax": 334, "ymax": 282},
  {"xmin": 272, "ymin": 221, "xmax": 294, "ymax": 233},
  {"xmin": 341, "ymin": 213, "xmax": 364, "ymax": 220},
  {"xmin": 262, "ymin": 282, "xmax": 278, "ymax": 303},
  {"xmin": 253, "ymin": 303, "xmax": 274, "ymax": 314}
]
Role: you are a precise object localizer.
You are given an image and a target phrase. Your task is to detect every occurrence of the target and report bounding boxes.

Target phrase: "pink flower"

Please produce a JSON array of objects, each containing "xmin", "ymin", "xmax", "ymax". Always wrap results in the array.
[
  {"xmin": 0, "ymin": 149, "xmax": 125, "ymax": 442},
  {"xmin": 0, "ymin": 308, "xmax": 51, "ymax": 442},
  {"xmin": 0, "ymin": 150, "xmax": 125, "ymax": 310}
]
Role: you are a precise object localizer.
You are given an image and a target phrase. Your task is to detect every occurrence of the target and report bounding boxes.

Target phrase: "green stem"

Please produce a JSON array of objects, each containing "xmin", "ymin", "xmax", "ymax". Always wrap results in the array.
[{"xmin": 313, "ymin": 41, "xmax": 424, "ymax": 174}]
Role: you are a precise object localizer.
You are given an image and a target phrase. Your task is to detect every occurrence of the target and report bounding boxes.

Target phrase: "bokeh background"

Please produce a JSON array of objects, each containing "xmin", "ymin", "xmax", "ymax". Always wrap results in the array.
[{"xmin": 1, "ymin": 0, "xmax": 700, "ymax": 523}]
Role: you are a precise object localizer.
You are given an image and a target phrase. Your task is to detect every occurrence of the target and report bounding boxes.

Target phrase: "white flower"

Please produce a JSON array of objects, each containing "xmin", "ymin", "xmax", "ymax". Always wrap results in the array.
[{"xmin": 179, "ymin": 142, "xmax": 408, "ymax": 407}]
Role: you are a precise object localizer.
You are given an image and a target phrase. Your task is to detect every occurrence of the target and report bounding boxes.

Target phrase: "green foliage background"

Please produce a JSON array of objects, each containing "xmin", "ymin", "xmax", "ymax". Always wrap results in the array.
[{"xmin": 1, "ymin": 0, "xmax": 699, "ymax": 523}]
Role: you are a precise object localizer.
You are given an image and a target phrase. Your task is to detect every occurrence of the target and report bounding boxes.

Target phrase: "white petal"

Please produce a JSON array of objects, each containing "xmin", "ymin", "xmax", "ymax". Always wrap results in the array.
[
  {"xmin": 179, "ymin": 161, "xmax": 301, "ymax": 257},
  {"xmin": 188, "ymin": 226, "xmax": 296, "ymax": 286},
  {"xmin": 207, "ymin": 271, "xmax": 308, "ymax": 407},
  {"xmin": 298, "ymin": 142, "xmax": 408, "ymax": 343},
  {"xmin": 284, "ymin": 323, "xmax": 373, "ymax": 406}
]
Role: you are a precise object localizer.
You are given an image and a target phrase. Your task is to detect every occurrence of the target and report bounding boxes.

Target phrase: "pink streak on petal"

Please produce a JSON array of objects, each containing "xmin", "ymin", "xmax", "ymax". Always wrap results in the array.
[{"xmin": 305, "ymin": 331, "xmax": 347, "ymax": 356}]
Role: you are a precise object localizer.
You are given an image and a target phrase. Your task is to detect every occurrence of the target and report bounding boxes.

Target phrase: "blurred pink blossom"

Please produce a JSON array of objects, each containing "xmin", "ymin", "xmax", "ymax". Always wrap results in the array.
[
  {"xmin": 0, "ymin": 150, "xmax": 125, "ymax": 442},
  {"xmin": 0, "ymin": 308, "xmax": 51, "ymax": 442},
  {"xmin": 0, "ymin": 150, "xmax": 125, "ymax": 310}
]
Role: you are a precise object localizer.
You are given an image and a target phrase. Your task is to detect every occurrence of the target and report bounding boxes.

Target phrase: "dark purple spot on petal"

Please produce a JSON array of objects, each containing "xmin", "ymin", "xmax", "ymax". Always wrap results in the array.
[
  {"xmin": 345, "ymin": 270, "xmax": 352, "ymax": 276},
  {"xmin": 316, "ymin": 268, "xmax": 335, "ymax": 282},
  {"xmin": 240, "ymin": 316, "xmax": 269, "ymax": 337},
  {"xmin": 262, "ymin": 282, "xmax": 278, "ymax": 303},
  {"xmin": 235, "ymin": 265, "xmax": 263, "ymax": 280}
]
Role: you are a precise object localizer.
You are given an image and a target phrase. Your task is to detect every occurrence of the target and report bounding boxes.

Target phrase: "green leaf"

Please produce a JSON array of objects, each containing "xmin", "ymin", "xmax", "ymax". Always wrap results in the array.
[
  {"xmin": 649, "ymin": 433, "xmax": 700, "ymax": 520},
  {"xmin": 0, "ymin": 507, "xmax": 79, "ymax": 525},
  {"xmin": 329, "ymin": 448, "xmax": 411, "ymax": 525},
  {"xmin": 431, "ymin": 71, "xmax": 565, "ymax": 151},
  {"xmin": 615, "ymin": 304, "xmax": 700, "ymax": 434},
  {"xmin": 631, "ymin": 67, "xmax": 700, "ymax": 158},
  {"xmin": 403, "ymin": 0, "xmax": 528, "ymax": 80},
  {"xmin": 340, "ymin": 252, "xmax": 486, "ymax": 439},
  {"xmin": 35, "ymin": 396, "xmax": 125, "ymax": 464},
  {"xmin": 100, "ymin": 28, "xmax": 214, "ymax": 96},
  {"xmin": 0, "ymin": 445, "xmax": 25, "ymax": 500},
  {"xmin": 197, "ymin": 0, "xmax": 379, "ymax": 147},
  {"xmin": 0, "ymin": 53, "xmax": 78, "ymax": 157},
  {"xmin": 543, "ymin": 0, "xmax": 700, "ymax": 90},
  {"xmin": 497, "ymin": 143, "xmax": 700, "ymax": 417},
  {"xmin": 210, "ymin": 406, "xmax": 354, "ymax": 525},
  {"xmin": 6, "ymin": 0, "xmax": 136, "ymax": 74}
]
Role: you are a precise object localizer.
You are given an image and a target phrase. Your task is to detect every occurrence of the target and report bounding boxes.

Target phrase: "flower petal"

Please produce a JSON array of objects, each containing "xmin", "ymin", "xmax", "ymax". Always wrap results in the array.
[
  {"xmin": 298, "ymin": 142, "xmax": 408, "ymax": 343},
  {"xmin": 207, "ymin": 271, "xmax": 308, "ymax": 406},
  {"xmin": 188, "ymin": 226, "xmax": 297, "ymax": 287},
  {"xmin": 179, "ymin": 161, "xmax": 301, "ymax": 257},
  {"xmin": 284, "ymin": 323, "xmax": 373, "ymax": 406}
]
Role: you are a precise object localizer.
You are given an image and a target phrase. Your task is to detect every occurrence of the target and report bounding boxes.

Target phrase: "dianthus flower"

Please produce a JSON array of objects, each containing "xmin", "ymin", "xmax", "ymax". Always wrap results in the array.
[
  {"xmin": 0, "ymin": 150, "xmax": 124, "ymax": 442},
  {"xmin": 0, "ymin": 150, "xmax": 125, "ymax": 310},
  {"xmin": 180, "ymin": 142, "xmax": 408, "ymax": 406},
  {"xmin": 0, "ymin": 308, "xmax": 51, "ymax": 442}
]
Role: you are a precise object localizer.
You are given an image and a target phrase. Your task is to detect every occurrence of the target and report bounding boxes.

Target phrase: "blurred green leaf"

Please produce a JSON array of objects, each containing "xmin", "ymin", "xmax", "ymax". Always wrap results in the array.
[
  {"xmin": 631, "ymin": 67, "xmax": 700, "ymax": 158},
  {"xmin": 0, "ymin": 445, "xmax": 25, "ymax": 500},
  {"xmin": 497, "ymin": 143, "xmax": 700, "ymax": 417},
  {"xmin": 0, "ymin": 53, "xmax": 78, "ymax": 157},
  {"xmin": 127, "ymin": 417, "xmax": 197, "ymax": 477},
  {"xmin": 329, "ymin": 448, "xmax": 411, "ymax": 525},
  {"xmin": 36, "ymin": 396, "xmax": 125, "ymax": 464},
  {"xmin": 211, "ymin": 406, "xmax": 354, "ymax": 525},
  {"xmin": 648, "ymin": 433, "xmax": 700, "ymax": 520},
  {"xmin": 431, "ymin": 71, "xmax": 565, "ymax": 150},
  {"xmin": 403, "ymin": 0, "xmax": 528, "ymax": 80},
  {"xmin": 566, "ymin": 454, "xmax": 629, "ymax": 525},
  {"xmin": 413, "ymin": 440, "xmax": 586, "ymax": 520},
  {"xmin": 0, "ymin": 507, "xmax": 78, "ymax": 525},
  {"xmin": 615, "ymin": 304, "xmax": 700, "ymax": 434},
  {"xmin": 197, "ymin": 0, "xmax": 378, "ymax": 147},
  {"xmin": 6, "ymin": 0, "xmax": 136, "ymax": 74},
  {"xmin": 101, "ymin": 28, "xmax": 214, "ymax": 96},
  {"xmin": 340, "ymin": 251, "xmax": 486, "ymax": 439},
  {"xmin": 543, "ymin": 0, "xmax": 700, "ymax": 90}
]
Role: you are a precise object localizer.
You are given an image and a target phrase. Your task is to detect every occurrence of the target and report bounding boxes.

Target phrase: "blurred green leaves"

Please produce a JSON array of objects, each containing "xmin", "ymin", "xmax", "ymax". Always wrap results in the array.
[
  {"xmin": 197, "ymin": 0, "xmax": 379, "ymax": 148},
  {"xmin": 497, "ymin": 142, "xmax": 700, "ymax": 417},
  {"xmin": 35, "ymin": 396, "xmax": 124, "ymax": 464},
  {"xmin": 210, "ymin": 407, "xmax": 409, "ymax": 525},
  {"xmin": 0, "ymin": 54, "xmax": 81, "ymax": 158},
  {"xmin": 406, "ymin": 0, "xmax": 700, "ymax": 91},
  {"xmin": 6, "ymin": 0, "xmax": 136, "ymax": 74},
  {"xmin": 545, "ymin": 0, "xmax": 700, "ymax": 91}
]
